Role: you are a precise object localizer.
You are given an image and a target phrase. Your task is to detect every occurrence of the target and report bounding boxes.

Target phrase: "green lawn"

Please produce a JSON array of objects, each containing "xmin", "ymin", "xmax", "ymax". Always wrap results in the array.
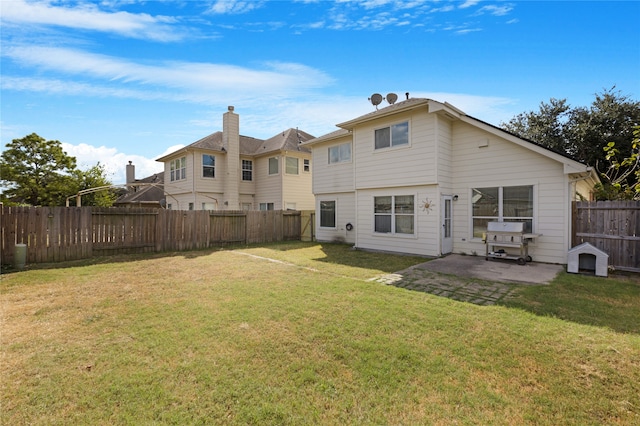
[{"xmin": 2, "ymin": 242, "xmax": 639, "ymax": 425}]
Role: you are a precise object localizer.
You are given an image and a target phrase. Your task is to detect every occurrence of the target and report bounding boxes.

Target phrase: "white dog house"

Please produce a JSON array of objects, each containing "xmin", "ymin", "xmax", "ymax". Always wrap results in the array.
[{"xmin": 567, "ymin": 243, "xmax": 609, "ymax": 277}]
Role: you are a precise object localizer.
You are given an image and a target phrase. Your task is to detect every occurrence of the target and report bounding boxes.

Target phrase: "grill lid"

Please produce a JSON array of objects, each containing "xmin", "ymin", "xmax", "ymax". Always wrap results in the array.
[{"xmin": 487, "ymin": 221, "xmax": 524, "ymax": 233}]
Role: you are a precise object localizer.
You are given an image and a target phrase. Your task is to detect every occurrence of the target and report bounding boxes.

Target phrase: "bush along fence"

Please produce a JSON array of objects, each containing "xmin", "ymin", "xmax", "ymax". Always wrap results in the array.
[
  {"xmin": 1, "ymin": 206, "xmax": 314, "ymax": 267},
  {"xmin": 572, "ymin": 200, "xmax": 640, "ymax": 273}
]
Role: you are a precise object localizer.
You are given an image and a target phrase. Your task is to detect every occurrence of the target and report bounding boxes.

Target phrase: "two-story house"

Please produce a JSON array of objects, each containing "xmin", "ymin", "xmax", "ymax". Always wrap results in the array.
[
  {"xmin": 156, "ymin": 106, "xmax": 315, "ymax": 211},
  {"xmin": 303, "ymin": 97, "xmax": 599, "ymax": 264}
]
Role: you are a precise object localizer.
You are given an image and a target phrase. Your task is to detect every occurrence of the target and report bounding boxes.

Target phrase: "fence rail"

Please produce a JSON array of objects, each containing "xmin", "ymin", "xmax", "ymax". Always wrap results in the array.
[
  {"xmin": 1, "ymin": 206, "xmax": 310, "ymax": 267},
  {"xmin": 572, "ymin": 200, "xmax": 640, "ymax": 272}
]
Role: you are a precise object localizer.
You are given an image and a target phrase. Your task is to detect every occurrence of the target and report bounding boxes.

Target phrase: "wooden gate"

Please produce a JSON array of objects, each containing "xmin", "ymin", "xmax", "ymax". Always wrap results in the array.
[{"xmin": 572, "ymin": 200, "xmax": 640, "ymax": 272}]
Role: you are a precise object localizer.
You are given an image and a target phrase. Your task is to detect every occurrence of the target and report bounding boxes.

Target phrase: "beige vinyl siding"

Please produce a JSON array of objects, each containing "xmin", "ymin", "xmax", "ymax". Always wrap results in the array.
[
  {"xmin": 450, "ymin": 121, "xmax": 571, "ymax": 264},
  {"xmin": 354, "ymin": 110, "xmax": 437, "ymax": 190},
  {"xmin": 282, "ymin": 154, "xmax": 314, "ymax": 210},
  {"xmin": 435, "ymin": 115, "xmax": 453, "ymax": 191},
  {"xmin": 312, "ymin": 136, "xmax": 354, "ymax": 194},
  {"xmin": 239, "ymin": 156, "xmax": 256, "ymax": 196},
  {"xmin": 355, "ymin": 186, "xmax": 439, "ymax": 257},
  {"xmin": 254, "ymin": 155, "xmax": 282, "ymax": 208},
  {"xmin": 193, "ymin": 150, "xmax": 226, "ymax": 194},
  {"xmin": 315, "ymin": 193, "xmax": 356, "ymax": 244}
]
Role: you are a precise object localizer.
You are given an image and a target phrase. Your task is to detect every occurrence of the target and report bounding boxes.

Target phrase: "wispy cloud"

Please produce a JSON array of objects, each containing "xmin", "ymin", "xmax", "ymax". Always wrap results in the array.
[
  {"xmin": 477, "ymin": 4, "xmax": 515, "ymax": 17},
  {"xmin": 0, "ymin": 0, "xmax": 182, "ymax": 41},
  {"xmin": 207, "ymin": 0, "xmax": 266, "ymax": 14},
  {"xmin": 2, "ymin": 45, "xmax": 334, "ymax": 103}
]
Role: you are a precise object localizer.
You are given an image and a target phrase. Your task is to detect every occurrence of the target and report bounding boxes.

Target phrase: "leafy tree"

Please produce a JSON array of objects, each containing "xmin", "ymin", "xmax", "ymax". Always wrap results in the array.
[
  {"xmin": 502, "ymin": 88, "xmax": 640, "ymax": 171},
  {"xmin": 0, "ymin": 133, "xmax": 77, "ymax": 206},
  {"xmin": 1, "ymin": 133, "xmax": 116, "ymax": 207},
  {"xmin": 593, "ymin": 126, "xmax": 640, "ymax": 200},
  {"xmin": 70, "ymin": 163, "xmax": 118, "ymax": 207}
]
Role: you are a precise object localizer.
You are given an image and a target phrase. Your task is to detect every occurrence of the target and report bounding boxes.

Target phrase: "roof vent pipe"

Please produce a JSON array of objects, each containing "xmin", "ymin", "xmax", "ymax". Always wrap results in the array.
[{"xmin": 405, "ymin": 92, "xmax": 410, "ymax": 100}]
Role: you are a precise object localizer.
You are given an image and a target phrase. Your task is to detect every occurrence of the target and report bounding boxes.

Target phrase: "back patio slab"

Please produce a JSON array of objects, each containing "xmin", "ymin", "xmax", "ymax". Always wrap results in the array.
[{"xmin": 370, "ymin": 254, "xmax": 564, "ymax": 306}]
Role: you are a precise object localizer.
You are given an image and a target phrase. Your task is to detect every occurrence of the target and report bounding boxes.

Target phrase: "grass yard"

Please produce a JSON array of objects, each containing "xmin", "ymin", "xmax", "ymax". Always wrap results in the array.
[{"xmin": 1, "ymin": 242, "xmax": 639, "ymax": 425}]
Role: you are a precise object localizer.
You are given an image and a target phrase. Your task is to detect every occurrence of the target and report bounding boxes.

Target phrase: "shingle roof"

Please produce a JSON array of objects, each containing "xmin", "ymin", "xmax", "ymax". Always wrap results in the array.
[
  {"xmin": 158, "ymin": 128, "xmax": 314, "ymax": 161},
  {"xmin": 115, "ymin": 172, "xmax": 165, "ymax": 205}
]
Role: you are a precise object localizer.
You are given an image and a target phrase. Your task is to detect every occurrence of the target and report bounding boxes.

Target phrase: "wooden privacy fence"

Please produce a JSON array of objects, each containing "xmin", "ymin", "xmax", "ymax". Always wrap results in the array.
[
  {"xmin": 573, "ymin": 200, "xmax": 640, "ymax": 272},
  {"xmin": 1, "ymin": 206, "xmax": 312, "ymax": 267}
]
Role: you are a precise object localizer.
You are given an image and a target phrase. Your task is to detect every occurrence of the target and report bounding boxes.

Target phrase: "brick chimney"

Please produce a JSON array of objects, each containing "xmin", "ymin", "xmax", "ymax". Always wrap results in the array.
[{"xmin": 222, "ymin": 106, "xmax": 239, "ymax": 210}]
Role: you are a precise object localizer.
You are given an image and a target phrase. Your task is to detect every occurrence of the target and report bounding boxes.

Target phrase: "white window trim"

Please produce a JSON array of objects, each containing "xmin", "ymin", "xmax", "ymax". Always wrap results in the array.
[
  {"xmin": 470, "ymin": 185, "xmax": 537, "ymax": 241},
  {"xmin": 268, "ymin": 157, "xmax": 279, "ymax": 176},
  {"xmin": 371, "ymin": 194, "xmax": 417, "ymax": 238},
  {"xmin": 285, "ymin": 157, "xmax": 299, "ymax": 175},
  {"xmin": 242, "ymin": 159, "xmax": 253, "ymax": 181},
  {"xmin": 319, "ymin": 199, "xmax": 337, "ymax": 229},
  {"xmin": 328, "ymin": 142, "xmax": 352, "ymax": 165},
  {"xmin": 202, "ymin": 154, "xmax": 216, "ymax": 179},
  {"xmin": 373, "ymin": 120, "xmax": 411, "ymax": 152}
]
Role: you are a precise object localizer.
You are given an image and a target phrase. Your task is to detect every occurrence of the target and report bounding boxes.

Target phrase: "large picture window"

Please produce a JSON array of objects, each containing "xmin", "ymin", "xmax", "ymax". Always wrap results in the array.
[
  {"xmin": 203, "ymin": 155, "xmax": 215, "ymax": 178},
  {"xmin": 472, "ymin": 185, "xmax": 534, "ymax": 238},
  {"xmin": 374, "ymin": 195, "xmax": 414, "ymax": 234},
  {"xmin": 320, "ymin": 200, "xmax": 336, "ymax": 228},
  {"xmin": 328, "ymin": 143, "xmax": 351, "ymax": 164},
  {"xmin": 375, "ymin": 122, "xmax": 409, "ymax": 149},
  {"xmin": 170, "ymin": 157, "xmax": 186, "ymax": 182}
]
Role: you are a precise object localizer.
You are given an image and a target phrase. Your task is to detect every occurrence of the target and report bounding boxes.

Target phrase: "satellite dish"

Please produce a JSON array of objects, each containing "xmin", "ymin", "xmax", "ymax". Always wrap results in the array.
[
  {"xmin": 369, "ymin": 93, "xmax": 383, "ymax": 106},
  {"xmin": 386, "ymin": 93, "xmax": 398, "ymax": 104}
]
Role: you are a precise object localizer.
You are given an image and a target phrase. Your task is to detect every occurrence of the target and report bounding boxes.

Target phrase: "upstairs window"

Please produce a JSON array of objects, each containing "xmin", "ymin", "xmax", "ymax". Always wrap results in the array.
[
  {"xmin": 203, "ymin": 155, "xmax": 215, "ymax": 178},
  {"xmin": 242, "ymin": 160, "xmax": 253, "ymax": 181},
  {"xmin": 304, "ymin": 159, "xmax": 310, "ymax": 172},
  {"xmin": 268, "ymin": 157, "xmax": 279, "ymax": 175},
  {"xmin": 329, "ymin": 143, "xmax": 351, "ymax": 164},
  {"xmin": 170, "ymin": 157, "xmax": 186, "ymax": 182},
  {"xmin": 286, "ymin": 157, "xmax": 299, "ymax": 175},
  {"xmin": 375, "ymin": 121, "xmax": 409, "ymax": 149}
]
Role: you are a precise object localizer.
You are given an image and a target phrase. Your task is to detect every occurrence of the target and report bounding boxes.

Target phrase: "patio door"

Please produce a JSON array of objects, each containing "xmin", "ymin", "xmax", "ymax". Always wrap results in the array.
[{"xmin": 441, "ymin": 195, "xmax": 453, "ymax": 254}]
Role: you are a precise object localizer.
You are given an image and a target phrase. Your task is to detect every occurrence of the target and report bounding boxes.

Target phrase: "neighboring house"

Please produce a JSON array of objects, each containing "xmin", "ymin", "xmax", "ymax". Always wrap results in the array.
[
  {"xmin": 114, "ymin": 162, "xmax": 165, "ymax": 208},
  {"xmin": 156, "ymin": 106, "xmax": 315, "ymax": 211},
  {"xmin": 303, "ymin": 97, "xmax": 599, "ymax": 264}
]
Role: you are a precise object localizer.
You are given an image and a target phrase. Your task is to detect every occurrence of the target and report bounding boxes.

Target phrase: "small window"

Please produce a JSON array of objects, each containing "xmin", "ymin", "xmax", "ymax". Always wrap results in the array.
[
  {"xmin": 202, "ymin": 203, "xmax": 215, "ymax": 211},
  {"xmin": 188, "ymin": 202, "xmax": 194, "ymax": 211},
  {"xmin": 285, "ymin": 202, "xmax": 296, "ymax": 210},
  {"xmin": 304, "ymin": 159, "xmax": 310, "ymax": 172},
  {"xmin": 203, "ymin": 155, "xmax": 215, "ymax": 178},
  {"xmin": 320, "ymin": 200, "xmax": 336, "ymax": 228},
  {"xmin": 268, "ymin": 157, "xmax": 279, "ymax": 175},
  {"xmin": 286, "ymin": 157, "xmax": 299, "ymax": 175},
  {"xmin": 329, "ymin": 143, "xmax": 351, "ymax": 164},
  {"xmin": 167, "ymin": 203, "xmax": 172, "ymax": 210},
  {"xmin": 242, "ymin": 160, "xmax": 253, "ymax": 181},
  {"xmin": 375, "ymin": 122, "xmax": 409, "ymax": 149},
  {"xmin": 260, "ymin": 203, "xmax": 275, "ymax": 211}
]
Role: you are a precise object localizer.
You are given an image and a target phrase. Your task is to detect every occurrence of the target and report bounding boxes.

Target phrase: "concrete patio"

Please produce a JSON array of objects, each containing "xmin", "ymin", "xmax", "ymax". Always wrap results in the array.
[{"xmin": 370, "ymin": 254, "xmax": 564, "ymax": 306}]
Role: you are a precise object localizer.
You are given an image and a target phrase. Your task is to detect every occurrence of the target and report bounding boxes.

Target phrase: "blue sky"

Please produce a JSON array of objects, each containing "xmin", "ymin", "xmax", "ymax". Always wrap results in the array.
[{"xmin": 1, "ymin": 0, "xmax": 639, "ymax": 183}]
